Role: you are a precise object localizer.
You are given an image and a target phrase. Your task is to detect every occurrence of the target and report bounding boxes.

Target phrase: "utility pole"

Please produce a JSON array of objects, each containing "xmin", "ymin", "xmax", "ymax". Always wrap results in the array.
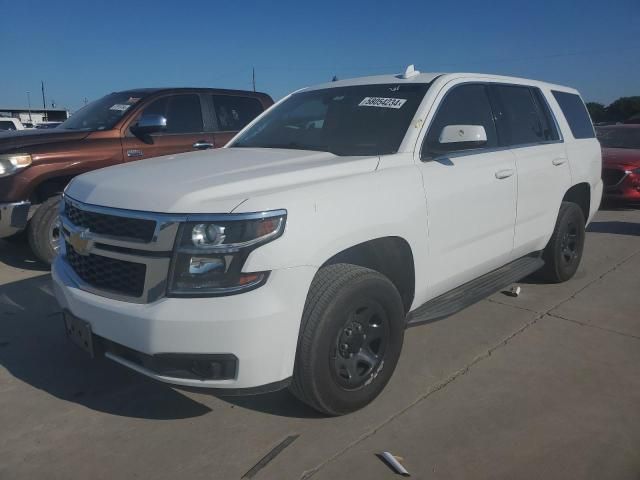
[
  {"xmin": 41, "ymin": 80, "xmax": 47, "ymax": 121},
  {"xmin": 26, "ymin": 91, "xmax": 32, "ymax": 121},
  {"xmin": 252, "ymin": 67, "xmax": 256, "ymax": 92}
]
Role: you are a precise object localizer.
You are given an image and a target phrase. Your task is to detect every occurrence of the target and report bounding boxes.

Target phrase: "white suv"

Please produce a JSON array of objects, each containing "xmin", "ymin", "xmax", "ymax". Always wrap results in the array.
[{"xmin": 52, "ymin": 68, "xmax": 602, "ymax": 415}]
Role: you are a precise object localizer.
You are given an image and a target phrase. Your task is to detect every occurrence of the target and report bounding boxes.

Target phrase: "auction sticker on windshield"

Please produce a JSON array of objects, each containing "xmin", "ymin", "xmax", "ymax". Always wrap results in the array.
[
  {"xmin": 109, "ymin": 104, "xmax": 131, "ymax": 111},
  {"xmin": 359, "ymin": 97, "xmax": 407, "ymax": 109}
]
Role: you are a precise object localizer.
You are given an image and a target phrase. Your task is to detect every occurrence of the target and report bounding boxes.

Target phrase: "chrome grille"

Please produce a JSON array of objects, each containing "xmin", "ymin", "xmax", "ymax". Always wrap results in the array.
[
  {"xmin": 65, "ymin": 241, "xmax": 146, "ymax": 297},
  {"xmin": 64, "ymin": 199, "xmax": 156, "ymax": 242},
  {"xmin": 60, "ymin": 196, "xmax": 180, "ymax": 304}
]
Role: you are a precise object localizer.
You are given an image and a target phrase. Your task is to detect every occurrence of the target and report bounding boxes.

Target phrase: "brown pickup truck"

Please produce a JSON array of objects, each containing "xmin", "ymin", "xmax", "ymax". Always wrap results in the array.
[{"xmin": 0, "ymin": 87, "xmax": 273, "ymax": 263}]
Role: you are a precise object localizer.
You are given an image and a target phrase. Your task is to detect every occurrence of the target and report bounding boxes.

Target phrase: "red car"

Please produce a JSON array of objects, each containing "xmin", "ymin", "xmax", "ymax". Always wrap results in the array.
[{"xmin": 596, "ymin": 125, "xmax": 640, "ymax": 202}]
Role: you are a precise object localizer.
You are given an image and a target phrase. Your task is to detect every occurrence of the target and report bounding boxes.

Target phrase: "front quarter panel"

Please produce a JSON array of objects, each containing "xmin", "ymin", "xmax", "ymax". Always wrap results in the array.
[{"xmin": 238, "ymin": 154, "xmax": 429, "ymax": 304}]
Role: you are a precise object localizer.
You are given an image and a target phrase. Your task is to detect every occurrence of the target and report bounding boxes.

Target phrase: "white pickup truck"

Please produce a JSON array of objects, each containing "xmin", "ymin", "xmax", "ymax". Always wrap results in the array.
[{"xmin": 52, "ymin": 67, "xmax": 602, "ymax": 415}]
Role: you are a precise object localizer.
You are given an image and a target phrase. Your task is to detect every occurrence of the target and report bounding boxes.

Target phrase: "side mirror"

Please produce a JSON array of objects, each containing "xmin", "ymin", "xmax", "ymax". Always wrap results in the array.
[
  {"xmin": 130, "ymin": 114, "xmax": 167, "ymax": 141},
  {"xmin": 439, "ymin": 124, "xmax": 487, "ymax": 146}
]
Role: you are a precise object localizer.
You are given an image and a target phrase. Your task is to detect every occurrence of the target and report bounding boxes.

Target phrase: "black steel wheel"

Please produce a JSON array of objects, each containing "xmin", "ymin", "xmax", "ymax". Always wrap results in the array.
[{"xmin": 332, "ymin": 301, "xmax": 389, "ymax": 390}]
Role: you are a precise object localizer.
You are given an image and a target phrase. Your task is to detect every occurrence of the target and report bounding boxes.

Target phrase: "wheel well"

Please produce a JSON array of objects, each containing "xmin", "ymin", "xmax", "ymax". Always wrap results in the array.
[
  {"xmin": 562, "ymin": 183, "xmax": 591, "ymax": 220},
  {"xmin": 32, "ymin": 176, "xmax": 75, "ymax": 204},
  {"xmin": 322, "ymin": 237, "xmax": 415, "ymax": 313}
]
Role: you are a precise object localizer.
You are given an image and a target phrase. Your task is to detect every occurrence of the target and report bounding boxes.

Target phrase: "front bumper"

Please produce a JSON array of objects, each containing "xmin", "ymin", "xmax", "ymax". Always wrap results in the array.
[
  {"xmin": 0, "ymin": 201, "xmax": 30, "ymax": 238},
  {"xmin": 52, "ymin": 256, "xmax": 317, "ymax": 389},
  {"xmin": 602, "ymin": 170, "xmax": 640, "ymax": 201}
]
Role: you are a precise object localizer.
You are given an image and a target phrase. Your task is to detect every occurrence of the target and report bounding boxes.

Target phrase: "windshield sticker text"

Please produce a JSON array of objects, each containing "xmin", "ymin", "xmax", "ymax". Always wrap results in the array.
[
  {"xmin": 358, "ymin": 97, "xmax": 407, "ymax": 109},
  {"xmin": 109, "ymin": 104, "xmax": 131, "ymax": 112}
]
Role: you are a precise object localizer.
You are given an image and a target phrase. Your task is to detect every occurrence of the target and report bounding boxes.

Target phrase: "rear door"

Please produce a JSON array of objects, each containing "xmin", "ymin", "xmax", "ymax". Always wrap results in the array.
[
  {"xmin": 418, "ymin": 83, "xmax": 518, "ymax": 296},
  {"xmin": 488, "ymin": 84, "xmax": 571, "ymax": 257},
  {"xmin": 209, "ymin": 94, "xmax": 265, "ymax": 147},
  {"xmin": 121, "ymin": 93, "xmax": 215, "ymax": 161}
]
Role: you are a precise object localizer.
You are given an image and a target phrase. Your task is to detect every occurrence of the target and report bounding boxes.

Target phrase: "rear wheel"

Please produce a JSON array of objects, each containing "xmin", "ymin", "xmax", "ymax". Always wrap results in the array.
[
  {"xmin": 537, "ymin": 202, "xmax": 585, "ymax": 283},
  {"xmin": 27, "ymin": 196, "xmax": 62, "ymax": 265},
  {"xmin": 290, "ymin": 264, "xmax": 405, "ymax": 416}
]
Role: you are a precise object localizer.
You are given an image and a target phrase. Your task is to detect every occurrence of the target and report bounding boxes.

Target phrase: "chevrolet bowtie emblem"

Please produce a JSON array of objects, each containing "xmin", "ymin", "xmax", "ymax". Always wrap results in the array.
[{"xmin": 68, "ymin": 228, "xmax": 93, "ymax": 256}]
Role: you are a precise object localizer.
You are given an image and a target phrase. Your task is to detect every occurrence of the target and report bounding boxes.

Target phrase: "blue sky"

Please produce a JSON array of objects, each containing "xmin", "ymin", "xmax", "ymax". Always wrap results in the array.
[{"xmin": 1, "ymin": 0, "xmax": 638, "ymax": 112}]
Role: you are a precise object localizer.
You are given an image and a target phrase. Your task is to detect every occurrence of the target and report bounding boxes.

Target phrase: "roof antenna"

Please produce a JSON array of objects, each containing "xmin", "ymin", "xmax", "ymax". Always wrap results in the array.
[{"xmin": 399, "ymin": 64, "xmax": 420, "ymax": 79}]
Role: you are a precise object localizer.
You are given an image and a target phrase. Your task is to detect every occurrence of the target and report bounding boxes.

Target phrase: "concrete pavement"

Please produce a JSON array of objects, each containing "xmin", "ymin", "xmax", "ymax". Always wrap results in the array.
[{"xmin": 0, "ymin": 206, "xmax": 638, "ymax": 479}]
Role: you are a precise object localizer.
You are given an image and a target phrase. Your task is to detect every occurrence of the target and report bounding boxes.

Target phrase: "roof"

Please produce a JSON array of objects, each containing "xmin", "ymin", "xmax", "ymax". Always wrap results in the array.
[
  {"xmin": 304, "ymin": 72, "xmax": 443, "ymax": 92},
  {"xmin": 301, "ymin": 69, "xmax": 578, "ymax": 94}
]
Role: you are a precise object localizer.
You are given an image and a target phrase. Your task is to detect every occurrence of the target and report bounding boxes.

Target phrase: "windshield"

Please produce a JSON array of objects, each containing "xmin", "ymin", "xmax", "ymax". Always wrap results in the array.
[
  {"xmin": 596, "ymin": 127, "xmax": 640, "ymax": 149},
  {"xmin": 230, "ymin": 83, "xmax": 430, "ymax": 156},
  {"xmin": 60, "ymin": 92, "xmax": 149, "ymax": 131}
]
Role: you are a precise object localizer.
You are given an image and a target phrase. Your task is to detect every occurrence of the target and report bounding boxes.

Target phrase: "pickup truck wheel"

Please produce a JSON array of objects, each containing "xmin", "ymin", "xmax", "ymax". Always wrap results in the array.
[
  {"xmin": 290, "ymin": 264, "xmax": 405, "ymax": 416},
  {"xmin": 27, "ymin": 196, "xmax": 62, "ymax": 265},
  {"xmin": 537, "ymin": 202, "xmax": 585, "ymax": 283}
]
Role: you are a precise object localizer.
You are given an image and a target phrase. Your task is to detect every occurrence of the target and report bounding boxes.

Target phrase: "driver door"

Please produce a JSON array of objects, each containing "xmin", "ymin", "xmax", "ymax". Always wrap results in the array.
[
  {"xmin": 121, "ymin": 93, "xmax": 214, "ymax": 161},
  {"xmin": 418, "ymin": 82, "xmax": 517, "ymax": 297}
]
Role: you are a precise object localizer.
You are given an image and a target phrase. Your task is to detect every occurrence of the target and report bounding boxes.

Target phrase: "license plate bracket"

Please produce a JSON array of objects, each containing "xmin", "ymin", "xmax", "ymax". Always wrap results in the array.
[{"xmin": 63, "ymin": 311, "xmax": 94, "ymax": 358}]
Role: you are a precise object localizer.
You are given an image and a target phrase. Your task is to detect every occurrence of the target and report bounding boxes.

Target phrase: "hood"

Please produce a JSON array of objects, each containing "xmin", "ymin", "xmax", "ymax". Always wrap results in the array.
[
  {"xmin": 0, "ymin": 128, "xmax": 90, "ymax": 152},
  {"xmin": 602, "ymin": 147, "xmax": 640, "ymax": 168},
  {"xmin": 66, "ymin": 147, "xmax": 380, "ymax": 213}
]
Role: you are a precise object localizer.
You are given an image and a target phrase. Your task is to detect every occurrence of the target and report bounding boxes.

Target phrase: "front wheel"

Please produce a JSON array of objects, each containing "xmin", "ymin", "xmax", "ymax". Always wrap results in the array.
[
  {"xmin": 27, "ymin": 196, "xmax": 62, "ymax": 265},
  {"xmin": 290, "ymin": 264, "xmax": 405, "ymax": 416},
  {"xmin": 537, "ymin": 202, "xmax": 586, "ymax": 283}
]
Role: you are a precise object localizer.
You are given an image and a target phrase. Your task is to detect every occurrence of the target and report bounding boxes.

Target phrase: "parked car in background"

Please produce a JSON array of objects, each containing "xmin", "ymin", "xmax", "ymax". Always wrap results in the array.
[
  {"xmin": 0, "ymin": 87, "xmax": 273, "ymax": 263},
  {"xmin": 35, "ymin": 121, "xmax": 63, "ymax": 129},
  {"xmin": 52, "ymin": 69, "xmax": 601, "ymax": 415},
  {"xmin": 0, "ymin": 118, "xmax": 25, "ymax": 131},
  {"xmin": 596, "ymin": 125, "xmax": 640, "ymax": 202}
]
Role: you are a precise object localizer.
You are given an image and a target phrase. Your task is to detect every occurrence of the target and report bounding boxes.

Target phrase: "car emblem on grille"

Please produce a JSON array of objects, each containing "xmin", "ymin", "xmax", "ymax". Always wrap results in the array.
[{"xmin": 68, "ymin": 228, "xmax": 93, "ymax": 256}]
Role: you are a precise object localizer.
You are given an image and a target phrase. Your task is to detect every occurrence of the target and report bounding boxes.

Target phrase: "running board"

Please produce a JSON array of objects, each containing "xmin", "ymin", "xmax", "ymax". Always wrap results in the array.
[{"xmin": 406, "ymin": 255, "xmax": 544, "ymax": 327}]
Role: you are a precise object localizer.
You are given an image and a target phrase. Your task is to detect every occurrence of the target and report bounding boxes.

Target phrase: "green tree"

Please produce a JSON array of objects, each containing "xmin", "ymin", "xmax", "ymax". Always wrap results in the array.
[
  {"xmin": 586, "ymin": 102, "xmax": 607, "ymax": 123},
  {"xmin": 606, "ymin": 96, "xmax": 640, "ymax": 123}
]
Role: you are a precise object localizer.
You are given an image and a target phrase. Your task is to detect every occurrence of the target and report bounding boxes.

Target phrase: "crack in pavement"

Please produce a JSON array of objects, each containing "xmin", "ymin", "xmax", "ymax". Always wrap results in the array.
[
  {"xmin": 300, "ymin": 247, "xmax": 640, "ymax": 479},
  {"xmin": 300, "ymin": 310, "xmax": 543, "ymax": 479},
  {"xmin": 546, "ymin": 312, "xmax": 640, "ymax": 341}
]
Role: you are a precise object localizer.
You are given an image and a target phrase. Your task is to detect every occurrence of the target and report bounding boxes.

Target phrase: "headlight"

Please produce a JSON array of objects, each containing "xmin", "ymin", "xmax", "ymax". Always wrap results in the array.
[
  {"xmin": 0, "ymin": 154, "xmax": 32, "ymax": 178},
  {"xmin": 168, "ymin": 211, "xmax": 286, "ymax": 296}
]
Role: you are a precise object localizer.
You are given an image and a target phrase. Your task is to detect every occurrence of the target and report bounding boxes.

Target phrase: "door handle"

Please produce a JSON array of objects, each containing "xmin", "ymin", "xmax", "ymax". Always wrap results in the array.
[
  {"xmin": 192, "ymin": 141, "xmax": 214, "ymax": 150},
  {"xmin": 552, "ymin": 157, "xmax": 567, "ymax": 166},
  {"xmin": 495, "ymin": 169, "xmax": 515, "ymax": 179}
]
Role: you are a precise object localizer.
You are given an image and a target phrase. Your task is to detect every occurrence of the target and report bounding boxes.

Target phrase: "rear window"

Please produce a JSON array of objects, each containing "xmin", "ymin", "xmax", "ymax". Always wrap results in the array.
[{"xmin": 552, "ymin": 91, "xmax": 595, "ymax": 139}]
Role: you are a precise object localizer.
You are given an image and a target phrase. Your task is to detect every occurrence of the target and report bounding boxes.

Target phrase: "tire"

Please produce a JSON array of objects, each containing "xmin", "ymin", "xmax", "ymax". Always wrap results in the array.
[
  {"xmin": 27, "ymin": 196, "xmax": 62, "ymax": 265},
  {"xmin": 290, "ymin": 264, "xmax": 405, "ymax": 416},
  {"xmin": 537, "ymin": 202, "xmax": 586, "ymax": 283}
]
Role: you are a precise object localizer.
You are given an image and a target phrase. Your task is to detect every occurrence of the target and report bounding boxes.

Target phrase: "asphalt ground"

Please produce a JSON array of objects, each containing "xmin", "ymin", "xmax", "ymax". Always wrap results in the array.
[{"xmin": 0, "ymin": 205, "xmax": 638, "ymax": 479}]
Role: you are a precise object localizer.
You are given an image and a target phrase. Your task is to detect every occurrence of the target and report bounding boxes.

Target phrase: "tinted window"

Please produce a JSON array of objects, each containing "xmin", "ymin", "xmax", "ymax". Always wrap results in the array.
[
  {"xmin": 552, "ymin": 91, "xmax": 595, "ymax": 139},
  {"xmin": 60, "ymin": 91, "xmax": 150, "ymax": 131},
  {"xmin": 0, "ymin": 120, "xmax": 16, "ymax": 130},
  {"xmin": 490, "ymin": 85, "xmax": 555, "ymax": 146},
  {"xmin": 142, "ymin": 94, "xmax": 203, "ymax": 134},
  {"xmin": 424, "ymin": 84, "xmax": 497, "ymax": 157},
  {"xmin": 531, "ymin": 89, "xmax": 560, "ymax": 141},
  {"xmin": 232, "ymin": 83, "xmax": 430, "ymax": 156},
  {"xmin": 212, "ymin": 95, "xmax": 263, "ymax": 131}
]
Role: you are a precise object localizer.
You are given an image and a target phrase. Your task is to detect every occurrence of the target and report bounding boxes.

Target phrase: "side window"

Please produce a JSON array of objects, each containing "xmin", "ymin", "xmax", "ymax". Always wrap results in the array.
[
  {"xmin": 423, "ymin": 84, "xmax": 497, "ymax": 158},
  {"xmin": 530, "ymin": 89, "xmax": 560, "ymax": 141},
  {"xmin": 141, "ymin": 94, "xmax": 203, "ymax": 134},
  {"xmin": 0, "ymin": 120, "xmax": 16, "ymax": 130},
  {"xmin": 551, "ymin": 91, "xmax": 595, "ymax": 139},
  {"xmin": 212, "ymin": 95, "xmax": 264, "ymax": 131},
  {"xmin": 490, "ymin": 85, "xmax": 554, "ymax": 146}
]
